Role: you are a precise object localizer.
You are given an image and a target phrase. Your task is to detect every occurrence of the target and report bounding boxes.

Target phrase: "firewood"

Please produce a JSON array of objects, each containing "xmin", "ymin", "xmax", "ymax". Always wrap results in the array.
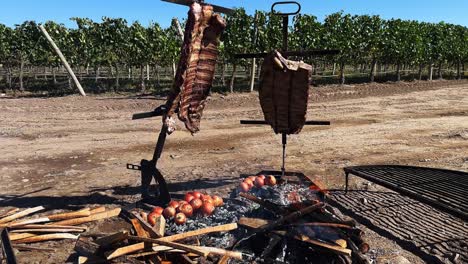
[
  {"xmin": 74, "ymin": 237, "xmax": 101, "ymax": 257},
  {"xmin": 238, "ymin": 217, "xmax": 269, "ymax": 229},
  {"xmin": 46, "ymin": 208, "xmax": 91, "ymax": 221},
  {"xmin": 89, "ymin": 207, "xmax": 106, "ymax": 214},
  {"xmin": 255, "ymin": 203, "xmax": 324, "ymax": 234},
  {"xmin": 153, "ymin": 216, "xmax": 166, "ymax": 238},
  {"xmin": 94, "ymin": 231, "xmax": 129, "ymax": 247},
  {"xmin": 1, "ymin": 217, "xmax": 51, "ymax": 228},
  {"xmin": 130, "ymin": 218, "xmax": 149, "ymax": 238},
  {"xmin": 0, "ymin": 208, "xmax": 19, "ymax": 218},
  {"xmin": 0, "ymin": 206, "xmax": 45, "ymax": 224},
  {"xmin": 158, "ymin": 223, "xmax": 237, "ymax": 242},
  {"xmin": 14, "ymin": 233, "xmax": 78, "ymax": 243},
  {"xmin": 104, "ymin": 242, "xmax": 146, "ymax": 260},
  {"xmin": 9, "ymin": 233, "xmax": 36, "ymax": 241},
  {"xmin": 131, "ymin": 212, "xmax": 161, "ymax": 238},
  {"xmin": 335, "ymin": 239, "xmax": 347, "ymax": 249},
  {"xmin": 296, "ymin": 234, "xmax": 351, "ymax": 256},
  {"xmin": 15, "ymin": 224, "xmax": 86, "ymax": 231},
  {"xmin": 125, "ymin": 236, "xmax": 209, "ymax": 258},
  {"xmin": 191, "ymin": 246, "xmax": 242, "ymax": 260},
  {"xmin": 10, "ymin": 228, "xmax": 83, "ymax": 233},
  {"xmin": 52, "ymin": 208, "xmax": 121, "ymax": 226},
  {"xmin": 12, "ymin": 244, "xmax": 55, "ymax": 252}
]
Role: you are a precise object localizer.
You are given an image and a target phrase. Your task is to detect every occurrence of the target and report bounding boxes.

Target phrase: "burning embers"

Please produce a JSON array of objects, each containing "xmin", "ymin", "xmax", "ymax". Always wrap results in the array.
[
  {"xmin": 73, "ymin": 177, "xmax": 369, "ymax": 263},
  {"xmin": 159, "ymin": 178, "xmax": 370, "ymax": 263}
]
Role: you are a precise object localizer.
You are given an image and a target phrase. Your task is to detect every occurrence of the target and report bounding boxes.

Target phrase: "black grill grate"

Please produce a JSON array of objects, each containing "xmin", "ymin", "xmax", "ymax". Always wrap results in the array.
[{"xmin": 344, "ymin": 165, "xmax": 468, "ymax": 221}]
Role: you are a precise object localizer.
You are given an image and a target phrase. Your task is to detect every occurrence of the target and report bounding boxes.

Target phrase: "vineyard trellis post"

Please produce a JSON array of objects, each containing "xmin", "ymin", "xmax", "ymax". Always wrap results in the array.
[{"xmin": 38, "ymin": 24, "xmax": 86, "ymax": 96}]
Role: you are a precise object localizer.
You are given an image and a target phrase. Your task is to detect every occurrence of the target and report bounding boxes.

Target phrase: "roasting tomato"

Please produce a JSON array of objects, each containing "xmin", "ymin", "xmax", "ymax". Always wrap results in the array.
[
  {"xmin": 240, "ymin": 182, "xmax": 250, "ymax": 192},
  {"xmin": 190, "ymin": 198, "xmax": 203, "ymax": 211},
  {"xmin": 168, "ymin": 200, "xmax": 180, "ymax": 209},
  {"xmin": 184, "ymin": 193, "xmax": 195, "ymax": 203},
  {"xmin": 192, "ymin": 191, "xmax": 203, "ymax": 199},
  {"xmin": 175, "ymin": 213, "xmax": 187, "ymax": 225},
  {"xmin": 152, "ymin": 206, "xmax": 164, "ymax": 215},
  {"xmin": 254, "ymin": 177, "xmax": 265, "ymax": 188},
  {"xmin": 266, "ymin": 175, "xmax": 277, "ymax": 186},
  {"xmin": 179, "ymin": 203, "xmax": 194, "ymax": 217},
  {"xmin": 244, "ymin": 179, "xmax": 254, "ymax": 188},
  {"xmin": 258, "ymin": 175, "xmax": 266, "ymax": 180},
  {"xmin": 201, "ymin": 202, "xmax": 215, "ymax": 216},
  {"xmin": 163, "ymin": 207, "xmax": 176, "ymax": 219},
  {"xmin": 212, "ymin": 195, "xmax": 224, "ymax": 207},
  {"xmin": 147, "ymin": 211, "xmax": 160, "ymax": 226}
]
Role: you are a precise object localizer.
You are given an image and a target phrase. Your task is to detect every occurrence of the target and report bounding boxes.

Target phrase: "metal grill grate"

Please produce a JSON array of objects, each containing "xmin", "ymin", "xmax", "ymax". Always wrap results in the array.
[{"xmin": 344, "ymin": 165, "xmax": 468, "ymax": 221}]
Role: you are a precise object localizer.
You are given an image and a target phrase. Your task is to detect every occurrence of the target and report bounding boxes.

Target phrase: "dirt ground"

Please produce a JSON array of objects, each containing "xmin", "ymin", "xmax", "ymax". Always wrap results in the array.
[{"xmin": 1, "ymin": 79, "xmax": 467, "ymax": 263}]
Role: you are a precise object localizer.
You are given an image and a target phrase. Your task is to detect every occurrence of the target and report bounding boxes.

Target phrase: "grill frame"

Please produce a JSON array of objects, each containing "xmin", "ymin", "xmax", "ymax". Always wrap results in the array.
[{"xmin": 344, "ymin": 165, "xmax": 468, "ymax": 221}]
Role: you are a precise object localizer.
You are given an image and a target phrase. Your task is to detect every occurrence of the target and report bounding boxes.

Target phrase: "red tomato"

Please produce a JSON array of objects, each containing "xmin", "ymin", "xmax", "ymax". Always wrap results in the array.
[
  {"xmin": 190, "ymin": 198, "xmax": 203, "ymax": 211},
  {"xmin": 240, "ymin": 182, "xmax": 250, "ymax": 192},
  {"xmin": 152, "ymin": 206, "xmax": 164, "ymax": 215},
  {"xmin": 163, "ymin": 207, "xmax": 176, "ymax": 219},
  {"xmin": 244, "ymin": 179, "xmax": 254, "ymax": 188},
  {"xmin": 174, "ymin": 213, "xmax": 187, "ymax": 225},
  {"xmin": 168, "ymin": 200, "xmax": 180, "ymax": 209},
  {"xmin": 254, "ymin": 177, "xmax": 265, "ymax": 188},
  {"xmin": 147, "ymin": 211, "xmax": 160, "ymax": 226},
  {"xmin": 192, "ymin": 191, "xmax": 202, "ymax": 199},
  {"xmin": 266, "ymin": 175, "xmax": 277, "ymax": 186},
  {"xmin": 184, "ymin": 193, "xmax": 195, "ymax": 203},
  {"xmin": 201, "ymin": 202, "xmax": 215, "ymax": 216},
  {"xmin": 212, "ymin": 195, "xmax": 224, "ymax": 207},
  {"xmin": 179, "ymin": 203, "xmax": 194, "ymax": 217}
]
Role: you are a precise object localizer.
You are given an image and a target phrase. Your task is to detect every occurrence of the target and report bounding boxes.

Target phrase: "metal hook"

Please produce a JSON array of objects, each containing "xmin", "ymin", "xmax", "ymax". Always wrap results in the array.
[{"xmin": 271, "ymin": 1, "xmax": 301, "ymax": 16}]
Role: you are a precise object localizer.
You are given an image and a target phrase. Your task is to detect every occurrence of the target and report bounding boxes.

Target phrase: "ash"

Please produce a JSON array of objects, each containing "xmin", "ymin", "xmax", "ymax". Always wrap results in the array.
[{"xmin": 163, "ymin": 183, "xmax": 330, "ymax": 263}]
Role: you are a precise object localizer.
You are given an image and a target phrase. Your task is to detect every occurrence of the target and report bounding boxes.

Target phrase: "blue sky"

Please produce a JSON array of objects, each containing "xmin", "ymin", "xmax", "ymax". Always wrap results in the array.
[{"xmin": 1, "ymin": 0, "xmax": 467, "ymax": 28}]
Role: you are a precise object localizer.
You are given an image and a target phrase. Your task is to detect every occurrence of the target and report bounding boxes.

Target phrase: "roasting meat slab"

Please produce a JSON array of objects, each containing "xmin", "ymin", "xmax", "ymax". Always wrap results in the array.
[
  {"xmin": 164, "ymin": 2, "xmax": 226, "ymax": 134},
  {"xmin": 259, "ymin": 51, "xmax": 312, "ymax": 134}
]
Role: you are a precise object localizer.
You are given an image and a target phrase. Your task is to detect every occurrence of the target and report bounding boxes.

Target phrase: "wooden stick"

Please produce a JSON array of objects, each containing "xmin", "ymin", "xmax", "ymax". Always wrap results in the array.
[
  {"xmin": 255, "ymin": 203, "xmax": 324, "ymax": 233},
  {"xmin": 46, "ymin": 208, "xmax": 90, "ymax": 221},
  {"xmin": 153, "ymin": 216, "xmax": 166, "ymax": 238},
  {"xmin": 238, "ymin": 218, "xmax": 269, "ymax": 229},
  {"xmin": 14, "ymin": 224, "xmax": 86, "ymax": 231},
  {"xmin": 104, "ymin": 242, "xmax": 145, "ymax": 260},
  {"xmin": 158, "ymin": 223, "xmax": 238, "ymax": 242},
  {"xmin": 38, "ymin": 24, "xmax": 86, "ymax": 96},
  {"xmin": 125, "ymin": 236, "xmax": 209, "ymax": 258},
  {"xmin": 12, "ymin": 244, "xmax": 55, "ymax": 252},
  {"xmin": 94, "ymin": 231, "xmax": 129, "ymax": 247},
  {"xmin": 14, "ymin": 233, "xmax": 78, "ymax": 243},
  {"xmin": 1, "ymin": 217, "xmax": 51, "ymax": 228},
  {"xmin": 130, "ymin": 218, "xmax": 149, "ymax": 238},
  {"xmin": 0, "ymin": 208, "xmax": 19, "ymax": 218},
  {"xmin": 77, "ymin": 255, "xmax": 107, "ymax": 264},
  {"xmin": 75, "ymin": 237, "xmax": 101, "ymax": 257},
  {"xmin": 10, "ymin": 228, "xmax": 83, "ymax": 233},
  {"xmin": 89, "ymin": 207, "xmax": 106, "ymax": 215},
  {"xmin": 52, "ymin": 208, "xmax": 121, "ymax": 226},
  {"xmin": 9, "ymin": 233, "xmax": 37, "ymax": 241},
  {"xmin": 192, "ymin": 246, "xmax": 242, "ymax": 260},
  {"xmin": 131, "ymin": 212, "xmax": 160, "ymax": 238},
  {"xmin": 296, "ymin": 234, "xmax": 351, "ymax": 256},
  {"xmin": 0, "ymin": 206, "xmax": 45, "ymax": 224}
]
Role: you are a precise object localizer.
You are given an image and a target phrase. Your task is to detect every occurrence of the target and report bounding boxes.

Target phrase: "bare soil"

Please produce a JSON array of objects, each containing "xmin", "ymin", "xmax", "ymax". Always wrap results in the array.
[{"xmin": 1, "ymin": 79, "xmax": 467, "ymax": 263}]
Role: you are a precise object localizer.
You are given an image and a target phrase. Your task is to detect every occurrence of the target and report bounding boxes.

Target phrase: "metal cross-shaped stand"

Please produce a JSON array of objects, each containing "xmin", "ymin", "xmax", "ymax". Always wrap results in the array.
[
  {"xmin": 127, "ymin": 0, "xmax": 234, "ymax": 205},
  {"xmin": 236, "ymin": 1, "xmax": 339, "ymax": 178}
]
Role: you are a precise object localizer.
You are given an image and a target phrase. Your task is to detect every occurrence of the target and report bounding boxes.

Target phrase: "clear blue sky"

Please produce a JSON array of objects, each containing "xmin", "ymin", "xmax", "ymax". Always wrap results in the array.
[{"xmin": 1, "ymin": 0, "xmax": 467, "ymax": 28}]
